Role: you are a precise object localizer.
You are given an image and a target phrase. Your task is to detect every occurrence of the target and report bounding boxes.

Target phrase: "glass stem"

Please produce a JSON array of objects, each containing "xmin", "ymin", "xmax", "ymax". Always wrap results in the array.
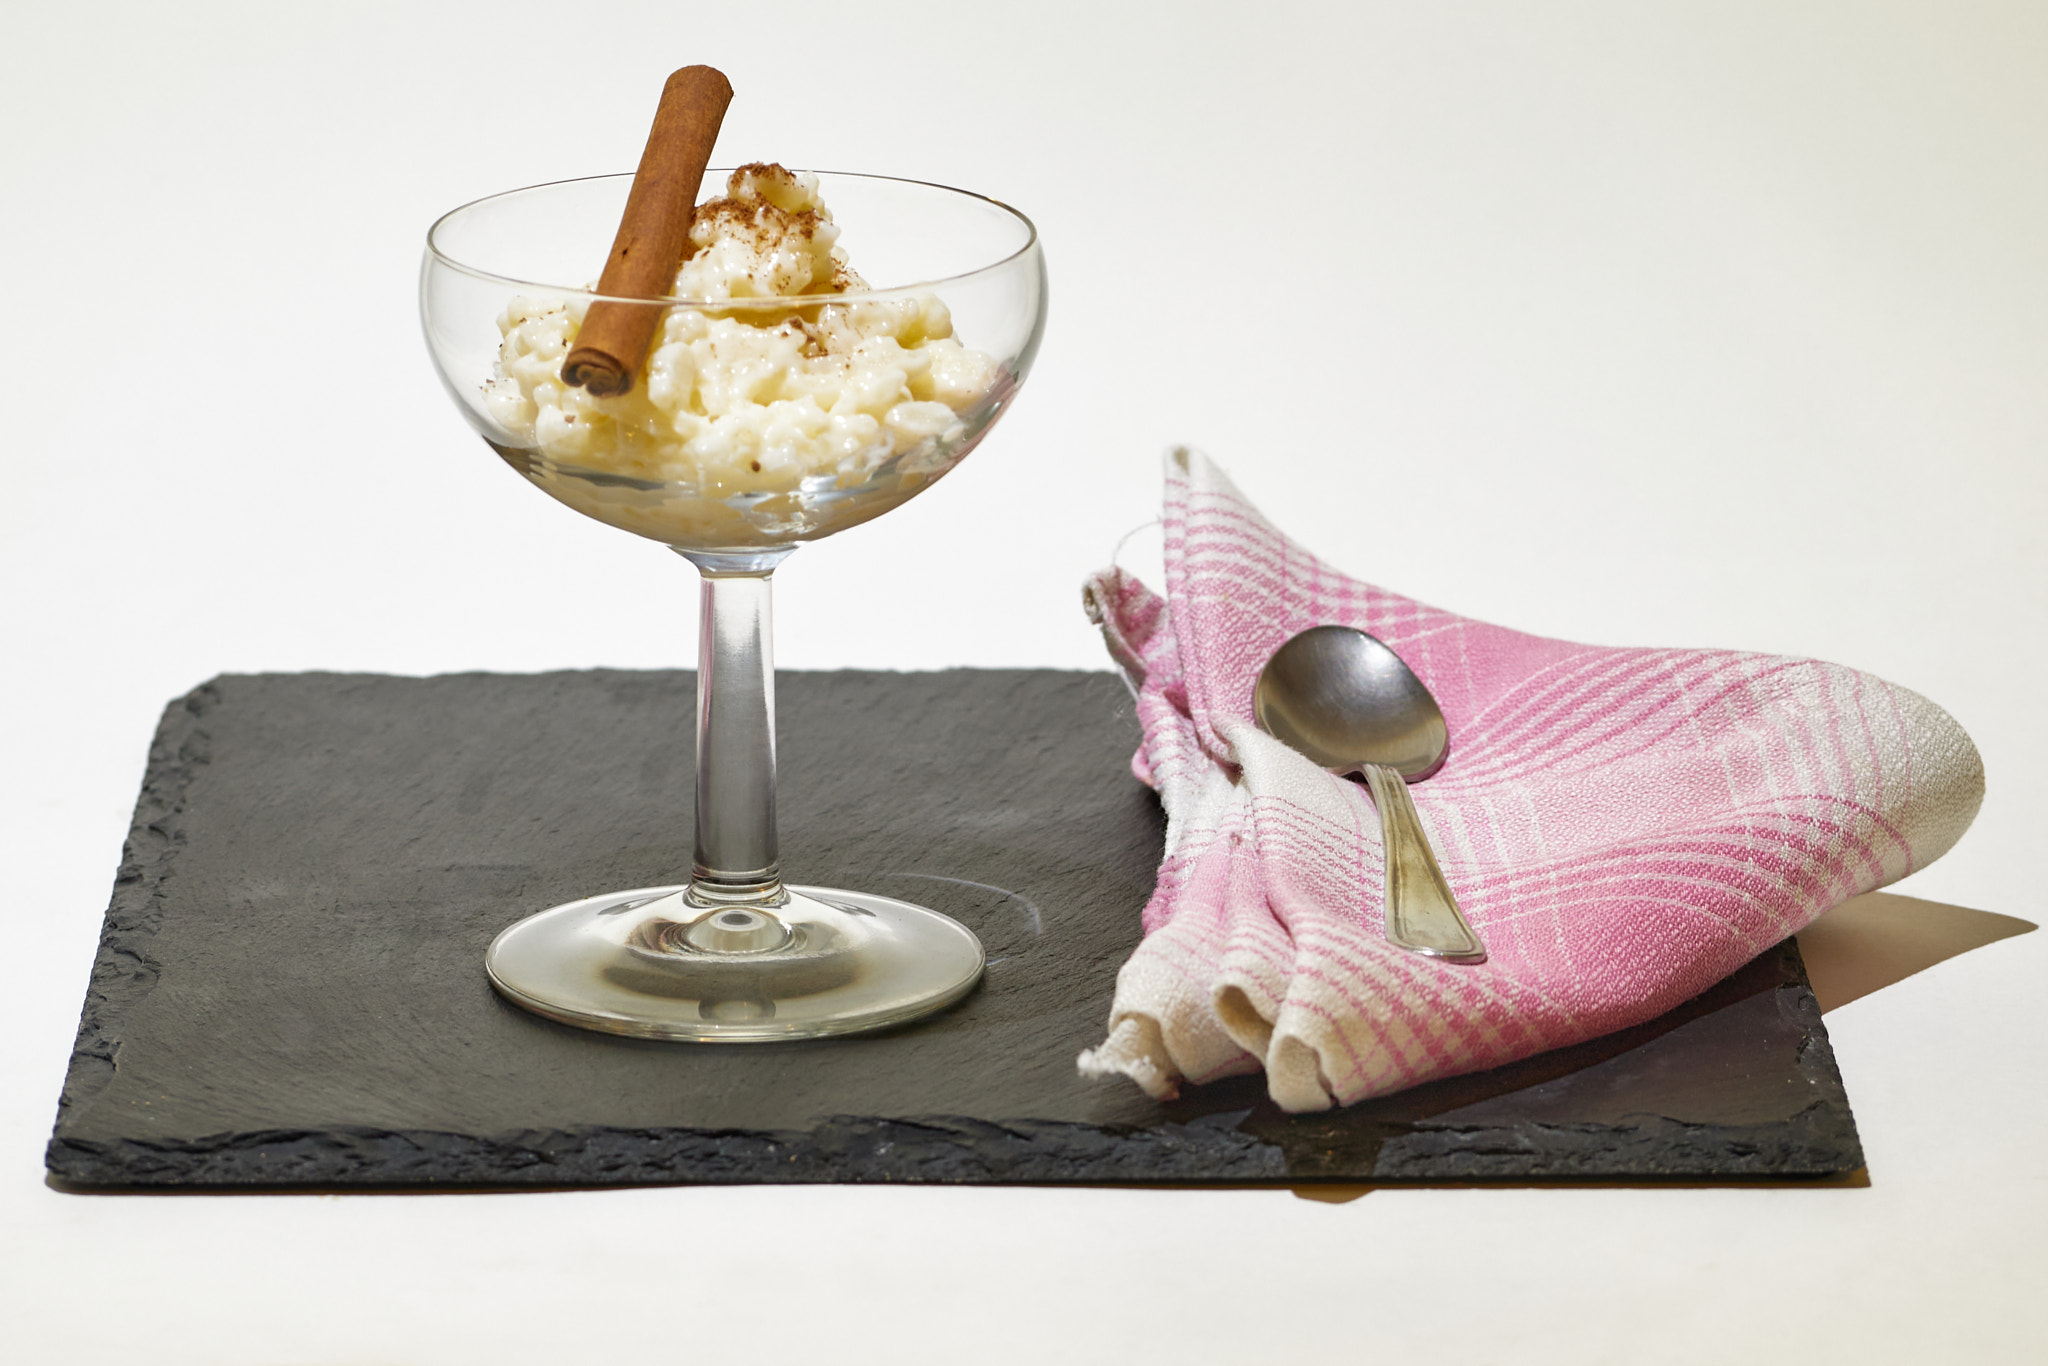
[{"xmin": 682, "ymin": 553, "xmax": 793, "ymax": 906}]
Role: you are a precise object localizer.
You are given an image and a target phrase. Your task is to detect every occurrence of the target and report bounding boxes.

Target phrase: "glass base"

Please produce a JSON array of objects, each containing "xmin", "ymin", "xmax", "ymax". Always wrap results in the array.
[{"xmin": 485, "ymin": 884, "xmax": 985, "ymax": 1041}]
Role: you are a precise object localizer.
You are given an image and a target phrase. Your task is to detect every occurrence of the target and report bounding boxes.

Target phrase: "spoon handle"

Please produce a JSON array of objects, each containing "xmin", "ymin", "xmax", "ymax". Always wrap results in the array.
[{"xmin": 1359, "ymin": 764, "xmax": 1487, "ymax": 964}]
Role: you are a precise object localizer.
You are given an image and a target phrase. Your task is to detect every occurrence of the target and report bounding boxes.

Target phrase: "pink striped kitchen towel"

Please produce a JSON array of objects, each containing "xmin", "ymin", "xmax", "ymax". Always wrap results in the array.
[{"xmin": 1077, "ymin": 448, "xmax": 1983, "ymax": 1112}]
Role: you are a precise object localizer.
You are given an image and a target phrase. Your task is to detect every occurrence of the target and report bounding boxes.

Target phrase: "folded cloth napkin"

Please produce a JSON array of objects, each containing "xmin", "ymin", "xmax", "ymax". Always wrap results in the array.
[{"xmin": 1077, "ymin": 448, "xmax": 1984, "ymax": 1112}]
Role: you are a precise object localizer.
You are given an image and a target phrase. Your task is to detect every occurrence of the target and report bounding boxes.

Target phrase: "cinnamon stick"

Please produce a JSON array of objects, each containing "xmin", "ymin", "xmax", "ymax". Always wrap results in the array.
[{"xmin": 561, "ymin": 65, "xmax": 733, "ymax": 397}]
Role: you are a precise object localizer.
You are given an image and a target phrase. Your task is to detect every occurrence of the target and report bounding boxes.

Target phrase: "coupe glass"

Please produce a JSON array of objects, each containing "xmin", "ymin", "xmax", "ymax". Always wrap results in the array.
[{"xmin": 420, "ymin": 171, "xmax": 1046, "ymax": 1039}]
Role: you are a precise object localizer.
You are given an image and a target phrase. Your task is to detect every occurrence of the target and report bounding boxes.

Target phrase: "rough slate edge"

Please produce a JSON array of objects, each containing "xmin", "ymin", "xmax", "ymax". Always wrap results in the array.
[
  {"xmin": 46, "ymin": 674, "xmax": 1863, "ymax": 1191},
  {"xmin": 48, "ymin": 942, "xmax": 1861, "ymax": 1191},
  {"xmin": 50, "ymin": 680, "xmax": 220, "ymax": 1148}
]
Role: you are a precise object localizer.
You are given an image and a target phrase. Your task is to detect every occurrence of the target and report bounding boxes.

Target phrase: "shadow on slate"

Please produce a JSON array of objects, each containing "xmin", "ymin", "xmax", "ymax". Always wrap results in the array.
[{"xmin": 47, "ymin": 669, "xmax": 1862, "ymax": 1189}]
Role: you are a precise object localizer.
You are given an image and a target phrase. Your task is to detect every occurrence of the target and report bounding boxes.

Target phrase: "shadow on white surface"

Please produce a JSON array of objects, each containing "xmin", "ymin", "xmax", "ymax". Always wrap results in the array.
[{"xmin": 1796, "ymin": 890, "xmax": 2036, "ymax": 1014}]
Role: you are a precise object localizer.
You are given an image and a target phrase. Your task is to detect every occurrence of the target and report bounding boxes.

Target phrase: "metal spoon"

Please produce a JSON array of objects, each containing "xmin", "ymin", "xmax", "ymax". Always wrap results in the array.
[{"xmin": 1253, "ymin": 625, "xmax": 1487, "ymax": 963}]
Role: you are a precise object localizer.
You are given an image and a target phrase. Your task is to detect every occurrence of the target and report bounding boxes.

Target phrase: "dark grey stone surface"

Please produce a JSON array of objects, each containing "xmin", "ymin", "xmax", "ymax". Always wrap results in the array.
[{"xmin": 48, "ymin": 669, "xmax": 1862, "ymax": 1188}]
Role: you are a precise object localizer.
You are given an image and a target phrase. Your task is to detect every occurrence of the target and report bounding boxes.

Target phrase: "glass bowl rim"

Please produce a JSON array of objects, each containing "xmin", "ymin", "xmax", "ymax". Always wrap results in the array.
[{"xmin": 425, "ymin": 168, "xmax": 1041, "ymax": 306}]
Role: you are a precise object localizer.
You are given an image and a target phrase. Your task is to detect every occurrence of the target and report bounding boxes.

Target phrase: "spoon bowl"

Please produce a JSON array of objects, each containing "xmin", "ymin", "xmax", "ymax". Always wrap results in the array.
[{"xmin": 1253, "ymin": 625, "xmax": 1449, "ymax": 780}]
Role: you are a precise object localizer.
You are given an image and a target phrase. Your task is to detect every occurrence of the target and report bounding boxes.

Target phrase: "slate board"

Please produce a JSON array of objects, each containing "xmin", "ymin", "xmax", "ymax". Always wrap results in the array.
[{"xmin": 48, "ymin": 669, "xmax": 1862, "ymax": 1188}]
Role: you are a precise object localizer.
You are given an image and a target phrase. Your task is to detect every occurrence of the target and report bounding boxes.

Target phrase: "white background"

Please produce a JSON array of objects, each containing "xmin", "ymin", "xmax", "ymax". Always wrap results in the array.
[{"xmin": 3, "ymin": 2, "xmax": 2042, "ymax": 1362}]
